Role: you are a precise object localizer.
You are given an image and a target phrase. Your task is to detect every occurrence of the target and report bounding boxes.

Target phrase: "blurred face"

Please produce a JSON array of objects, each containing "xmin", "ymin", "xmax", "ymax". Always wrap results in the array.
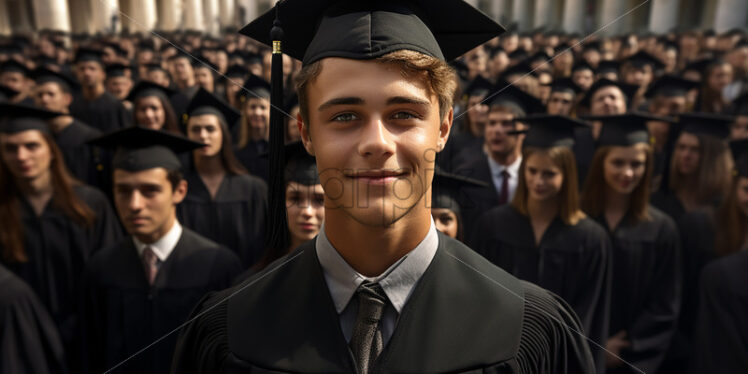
[
  {"xmin": 431, "ymin": 208, "xmax": 458, "ymax": 238},
  {"xmin": 194, "ymin": 67, "xmax": 214, "ymax": 92},
  {"xmin": 572, "ymin": 69, "xmax": 594, "ymax": 91},
  {"xmin": 590, "ymin": 86, "xmax": 627, "ymax": 115},
  {"xmin": 187, "ymin": 114, "xmax": 223, "ymax": 157},
  {"xmin": 114, "ymin": 168, "xmax": 187, "ymax": 243},
  {"xmin": 603, "ymin": 145, "xmax": 647, "ymax": 195},
  {"xmin": 0, "ymin": 71, "xmax": 27, "ymax": 93},
  {"xmin": 135, "ymin": 96, "xmax": 166, "ymax": 130},
  {"xmin": 673, "ymin": 132, "xmax": 700, "ymax": 176},
  {"xmin": 0, "ymin": 130, "xmax": 53, "ymax": 180},
  {"xmin": 501, "ymin": 35, "xmax": 519, "ymax": 53},
  {"xmin": 651, "ymin": 95, "xmax": 687, "ymax": 116},
  {"xmin": 466, "ymin": 94, "xmax": 488, "ymax": 133},
  {"xmin": 33, "ymin": 82, "xmax": 71, "ymax": 113},
  {"xmin": 286, "ymin": 106, "xmax": 301, "ymax": 143},
  {"xmin": 286, "ymin": 182, "xmax": 325, "ymax": 245},
  {"xmin": 75, "ymin": 61, "xmax": 105, "ymax": 87},
  {"xmin": 489, "ymin": 52, "xmax": 509, "ymax": 78},
  {"xmin": 707, "ymin": 64, "xmax": 733, "ymax": 92},
  {"xmin": 171, "ymin": 57, "xmax": 194, "ymax": 83},
  {"xmin": 105, "ymin": 76, "xmax": 133, "ymax": 100},
  {"xmin": 484, "ymin": 109, "xmax": 524, "ymax": 159},
  {"xmin": 301, "ymin": 57, "xmax": 451, "ymax": 227},
  {"xmin": 524, "ymin": 151, "xmax": 564, "ymax": 201},
  {"xmin": 552, "ymin": 52, "xmax": 573, "ymax": 73},
  {"xmin": 244, "ymin": 97, "xmax": 270, "ymax": 139},
  {"xmin": 226, "ymin": 77, "xmax": 242, "ymax": 106},
  {"xmin": 731, "ymin": 116, "xmax": 748, "ymax": 140},
  {"xmin": 547, "ymin": 91, "xmax": 574, "ymax": 115},
  {"xmin": 464, "ymin": 47, "xmax": 487, "ymax": 79},
  {"xmin": 737, "ymin": 177, "xmax": 748, "ymax": 218},
  {"xmin": 623, "ymin": 65, "xmax": 653, "ymax": 88},
  {"xmin": 147, "ymin": 70, "xmax": 170, "ymax": 88}
]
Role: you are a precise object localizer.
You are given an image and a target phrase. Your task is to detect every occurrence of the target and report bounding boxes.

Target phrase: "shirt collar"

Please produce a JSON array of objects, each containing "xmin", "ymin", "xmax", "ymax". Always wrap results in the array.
[
  {"xmin": 316, "ymin": 219, "xmax": 439, "ymax": 314},
  {"xmin": 487, "ymin": 154, "xmax": 522, "ymax": 176},
  {"xmin": 133, "ymin": 220, "xmax": 183, "ymax": 262}
]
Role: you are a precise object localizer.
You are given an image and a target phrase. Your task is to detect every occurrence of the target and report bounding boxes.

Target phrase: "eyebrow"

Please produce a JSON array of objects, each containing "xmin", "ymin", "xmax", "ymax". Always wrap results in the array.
[
  {"xmin": 386, "ymin": 96, "xmax": 431, "ymax": 106},
  {"xmin": 317, "ymin": 95, "xmax": 431, "ymax": 112}
]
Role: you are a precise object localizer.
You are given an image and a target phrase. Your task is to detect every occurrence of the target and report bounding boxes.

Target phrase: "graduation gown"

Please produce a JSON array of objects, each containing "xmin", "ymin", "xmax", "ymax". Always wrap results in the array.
[
  {"xmin": 54, "ymin": 118, "xmax": 111, "ymax": 192},
  {"xmin": 177, "ymin": 172, "xmax": 268, "ymax": 267},
  {"xmin": 172, "ymin": 233, "xmax": 595, "ymax": 373},
  {"xmin": 70, "ymin": 91, "xmax": 131, "ymax": 133},
  {"xmin": 234, "ymin": 139, "xmax": 269, "ymax": 183},
  {"xmin": 649, "ymin": 190, "xmax": 685, "ymax": 222},
  {"xmin": 83, "ymin": 228, "xmax": 242, "ymax": 374},
  {"xmin": 690, "ymin": 250, "xmax": 748, "ymax": 374},
  {"xmin": 453, "ymin": 155, "xmax": 502, "ymax": 239},
  {"xmin": 436, "ymin": 131, "xmax": 483, "ymax": 173},
  {"xmin": 594, "ymin": 208, "xmax": 681, "ymax": 374},
  {"xmin": 2, "ymin": 185, "xmax": 122, "ymax": 354},
  {"xmin": 1, "ymin": 264, "xmax": 68, "ymax": 374},
  {"xmin": 468, "ymin": 205, "xmax": 612, "ymax": 373},
  {"xmin": 573, "ymin": 126, "xmax": 596, "ymax": 186}
]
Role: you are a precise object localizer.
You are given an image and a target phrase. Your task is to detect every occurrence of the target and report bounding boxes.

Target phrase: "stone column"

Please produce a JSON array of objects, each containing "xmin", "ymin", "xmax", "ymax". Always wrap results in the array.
[
  {"xmin": 202, "ymin": 0, "xmax": 220, "ymax": 35},
  {"xmin": 183, "ymin": 0, "xmax": 204, "ymax": 31},
  {"xmin": 713, "ymin": 0, "xmax": 748, "ymax": 33},
  {"xmin": 648, "ymin": 0, "xmax": 681, "ymax": 33},
  {"xmin": 123, "ymin": 0, "xmax": 157, "ymax": 32},
  {"xmin": 562, "ymin": 0, "xmax": 586, "ymax": 33},
  {"xmin": 0, "ymin": 0, "xmax": 12, "ymax": 35},
  {"xmin": 32, "ymin": 0, "xmax": 72, "ymax": 32},
  {"xmin": 89, "ymin": 0, "xmax": 118, "ymax": 33},
  {"xmin": 513, "ymin": 0, "xmax": 533, "ymax": 30},
  {"xmin": 534, "ymin": 0, "xmax": 552, "ymax": 29},
  {"xmin": 157, "ymin": 0, "xmax": 181, "ymax": 31},
  {"xmin": 597, "ymin": 0, "xmax": 626, "ymax": 35},
  {"xmin": 218, "ymin": 0, "xmax": 235, "ymax": 29},
  {"xmin": 490, "ymin": 0, "xmax": 508, "ymax": 24}
]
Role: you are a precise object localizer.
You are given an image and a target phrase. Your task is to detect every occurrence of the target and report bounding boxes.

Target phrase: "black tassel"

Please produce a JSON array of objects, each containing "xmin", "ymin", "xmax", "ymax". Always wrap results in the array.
[{"xmin": 265, "ymin": 3, "xmax": 289, "ymax": 252}]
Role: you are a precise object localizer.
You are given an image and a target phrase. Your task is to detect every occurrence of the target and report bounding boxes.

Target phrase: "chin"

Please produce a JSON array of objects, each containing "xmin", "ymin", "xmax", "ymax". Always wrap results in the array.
[{"xmin": 344, "ymin": 203, "xmax": 413, "ymax": 228}]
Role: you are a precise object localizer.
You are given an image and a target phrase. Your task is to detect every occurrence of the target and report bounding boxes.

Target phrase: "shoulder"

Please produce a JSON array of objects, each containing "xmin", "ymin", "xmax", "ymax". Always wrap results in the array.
[
  {"xmin": 477, "ymin": 204, "xmax": 517, "ymax": 223},
  {"xmin": 700, "ymin": 251, "xmax": 748, "ymax": 293},
  {"xmin": 0, "ymin": 266, "xmax": 38, "ymax": 308},
  {"xmin": 574, "ymin": 216, "xmax": 609, "ymax": 237},
  {"xmin": 179, "ymin": 228, "xmax": 241, "ymax": 262},
  {"xmin": 73, "ymin": 184, "xmax": 110, "ymax": 207},
  {"xmin": 647, "ymin": 206, "xmax": 679, "ymax": 235},
  {"xmin": 231, "ymin": 174, "xmax": 268, "ymax": 193}
]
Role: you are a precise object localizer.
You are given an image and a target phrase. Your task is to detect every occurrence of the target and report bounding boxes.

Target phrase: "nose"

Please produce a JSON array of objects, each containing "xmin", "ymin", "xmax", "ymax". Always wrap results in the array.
[
  {"xmin": 358, "ymin": 117, "xmax": 395, "ymax": 161},
  {"xmin": 623, "ymin": 166, "xmax": 634, "ymax": 178},
  {"xmin": 128, "ymin": 190, "xmax": 145, "ymax": 211},
  {"xmin": 300, "ymin": 203, "xmax": 314, "ymax": 218}
]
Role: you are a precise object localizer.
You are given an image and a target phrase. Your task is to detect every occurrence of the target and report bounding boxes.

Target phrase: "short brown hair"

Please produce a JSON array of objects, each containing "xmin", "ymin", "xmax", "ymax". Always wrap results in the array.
[
  {"xmin": 295, "ymin": 50, "xmax": 457, "ymax": 124},
  {"xmin": 511, "ymin": 146, "xmax": 585, "ymax": 226}
]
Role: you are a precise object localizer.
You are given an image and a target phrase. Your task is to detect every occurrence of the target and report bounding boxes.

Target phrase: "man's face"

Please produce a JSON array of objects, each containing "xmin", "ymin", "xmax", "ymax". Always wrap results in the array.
[
  {"xmin": 114, "ymin": 168, "xmax": 187, "ymax": 242},
  {"xmin": 75, "ymin": 61, "xmax": 105, "ymax": 88},
  {"xmin": 301, "ymin": 57, "xmax": 451, "ymax": 227},
  {"xmin": 546, "ymin": 91, "xmax": 574, "ymax": 115},
  {"xmin": 623, "ymin": 65, "xmax": 653, "ymax": 88},
  {"xmin": 464, "ymin": 47, "xmax": 487, "ymax": 79},
  {"xmin": 34, "ymin": 82, "xmax": 71, "ymax": 113},
  {"xmin": 590, "ymin": 86, "xmax": 627, "ymax": 115},
  {"xmin": 147, "ymin": 70, "xmax": 170, "ymax": 88},
  {"xmin": 194, "ymin": 67, "xmax": 214, "ymax": 92},
  {"xmin": 650, "ymin": 95, "xmax": 687, "ymax": 117},
  {"xmin": 106, "ymin": 76, "xmax": 133, "ymax": 100},
  {"xmin": 171, "ymin": 58, "xmax": 194, "ymax": 83},
  {"xmin": 484, "ymin": 109, "xmax": 523, "ymax": 158},
  {"xmin": 0, "ymin": 71, "xmax": 28, "ymax": 93},
  {"xmin": 731, "ymin": 116, "xmax": 748, "ymax": 140},
  {"xmin": 465, "ymin": 94, "xmax": 488, "ymax": 134},
  {"xmin": 572, "ymin": 69, "xmax": 594, "ymax": 91}
]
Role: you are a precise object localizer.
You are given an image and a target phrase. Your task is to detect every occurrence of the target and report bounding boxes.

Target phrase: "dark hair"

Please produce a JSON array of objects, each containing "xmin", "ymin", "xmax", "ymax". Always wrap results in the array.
[
  {"xmin": 134, "ymin": 95, "xmax": 181, "ymax": 134},
  {"xmin": 714, "ymin": 176, "xmax": 748, "ymax": 256},
  {"xmin": 166, "ymin": 169, "xmax": 184, "ymax": 191},
  {"xmin": 187, "ymin": 113, "xmax": 247, "ymax": 176}
]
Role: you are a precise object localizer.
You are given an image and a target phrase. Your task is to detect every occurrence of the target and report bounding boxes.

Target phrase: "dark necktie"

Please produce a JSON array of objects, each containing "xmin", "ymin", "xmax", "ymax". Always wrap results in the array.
[
  {"xmin": 142, "ymin": 246, "xmax": 159, "ymax": 286},
  {"xmin": 498, "ymin": 170, "xmax": 510, "ymax": 205},
  {"xmin": 349, "ymin": 281, "xmax": 388, "ymax": 374}
]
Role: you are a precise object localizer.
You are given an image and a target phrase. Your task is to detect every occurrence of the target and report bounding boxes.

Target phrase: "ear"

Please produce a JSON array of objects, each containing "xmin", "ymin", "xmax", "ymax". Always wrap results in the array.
[
  {"xmin": 63, "ymin": 92, "xmax": 73, "ymax": 107},
  {"xmin": 172, "ymin": 179, "xmax": 188, "ymax": 204},
  {"xmin": 436, "ymin": 107, "xmax": 453, "ymax": 153},
  {"xmin": 298, "ymin": 112, "xmax": 315, "ymax": 156}
]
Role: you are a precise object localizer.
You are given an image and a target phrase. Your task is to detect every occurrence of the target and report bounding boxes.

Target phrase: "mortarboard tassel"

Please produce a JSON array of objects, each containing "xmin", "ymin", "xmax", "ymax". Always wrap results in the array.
[{"xmin": 265, "ymin": 2, "xmax": 289, "ymax": 252}]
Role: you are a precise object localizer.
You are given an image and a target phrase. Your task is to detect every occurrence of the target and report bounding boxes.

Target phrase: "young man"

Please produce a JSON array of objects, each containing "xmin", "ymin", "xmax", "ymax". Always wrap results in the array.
[
  {"xmin": 0, "ymin": 59, "xmax": 33, "ymax": 105},
  {"xmin": 104, "ymin": 63, "xmax": 134, "ymax": 109},
  {"xmin": 70, "ymin": 48, "xmax": 130, "ymax": 133},
  {"xmin": 83, "ymin": 127, "xmax": 242, "ymax": 374},
  {"xmin": 173, "ymin": 1, "xmax": 595, "ymax": 373},
  {"xmin": 545, "ymin": 77, "xmax": 582, "ymax": 116}
]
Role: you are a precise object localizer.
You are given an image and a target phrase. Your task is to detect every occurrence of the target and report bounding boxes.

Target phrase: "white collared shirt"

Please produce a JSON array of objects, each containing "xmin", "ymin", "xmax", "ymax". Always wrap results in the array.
[
  {"xmin": 132, "ymin": 220, "xmax": 183, "ymax": 262},
  {"xmin": 487, "ymin": 154, "xmax": 522, "ymax": 203}
]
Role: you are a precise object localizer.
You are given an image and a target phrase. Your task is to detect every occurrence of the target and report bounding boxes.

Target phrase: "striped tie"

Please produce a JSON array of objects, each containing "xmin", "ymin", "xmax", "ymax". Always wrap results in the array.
[{"xmin": 142, "ymin": 246, "xmax": 159, "ymax": 286}]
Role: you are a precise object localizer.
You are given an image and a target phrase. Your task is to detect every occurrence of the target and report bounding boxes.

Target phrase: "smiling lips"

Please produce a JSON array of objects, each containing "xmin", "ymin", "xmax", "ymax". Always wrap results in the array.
[{"xmin": 346, "ymin": 170, "xmax": 409, "ymax": 185}]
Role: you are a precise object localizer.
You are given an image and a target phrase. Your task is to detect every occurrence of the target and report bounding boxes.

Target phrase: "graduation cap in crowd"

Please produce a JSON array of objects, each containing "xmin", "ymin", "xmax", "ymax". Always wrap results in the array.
[
  {"xmin": 463, "ymin": 76, "xmax": 493, "ymax": 98},
  {"xmin": 581, "ymin": 41, "xmax": 601, "ymax": 52},
  {"xmin": 144, "ymin": 61, "xmax": 167, "ymax": 73},
  {"xmin": 0, "ymin": 43, "xmax": 24, "ymax": 56},
  {"xmin": 572, "ymin": 60, "xmax": 595, "ymax": 74},
  {"xmin": 553, "ymin": 42, "xmax": 572, "ymax": 55},
  {"xmin": 0, "ymin": 84, "xmax": 19, "ymax": 101},
  {"xmin": 285, "ymin": 141, "xmax": 319, "ymax": 185},
  {"xmin": 167, "ymin": 50, "xmax": 192, "ymax": 61},
  {"xmin": 683, "ymin": 58, "xmax": 712, "ymax": 75},
  {"xmin": 88, "ymin": 126, "xmax": 203, "ymax": 172},
  {"xmin": 662, "ymin": 40, "xmax": 679, "ymax": 53},
  {"xmin": 583, "ymin": 112, "xmax": 674, "ymax": 146},
  {"xmin": 126, "ymin": 80, "xmax": 175, "ymax": 104},
  {"xmin": 102, "ymin": 41, "xmax": 127, "ymax": 57},
  {"xmin": 545, "ymin": 77, "xmax": 582, "ymax": 95},
  {"xmin": 675, "ymin": 112, "xmax": 735, "ymax": 139},
  {"xmin": 236, "ymin": 74, "xmax": 271, "ymax": 103},
  {"xmin": 500, "ymin": 62, "xmax": 537, "ymax": 80},
  {"xmin": 0, "ymin": 59, "xmax": 30, "ymax": 76},
  {"xmin": 74, "ymin": 47, "xmax": 104, "ymax": 64},
  {"xmin": 578, "ymin": 78, "xmax": 639, "ymax": 108},
  {"xmin": 431, "ymin": 168, "xmax": 488, "ymax": 237},
  {"xmin": 623, "ymin": 51, "xmax": 665, "ymax": 71},
  {"xmin": 186, "ymin": 87, "xmax": 241, "ymax": 129},
  {"xmin": 225, "ymin": 64, "xmax": 249, "ymax": 79},
  {"xmin": 729, "ymin": 139, "xmax": 748, "ymax": 177},
  {"xmin": 596, "ymin": 60, "xmax": 620, "ymax": 76},
  {"xmin": 644, "ymin": 74, "xmax": 699, "ymax": 98},
  {"xmin": 240, "ymin": 0, "xmax": 505, "ymax": 251},
  {"xmin": 489, "ymin": 80, "xmax": 544, "ymax": 115},
  {"xmin": 508, "ymin": 49, "xmax": 528, "ymax": 61},
  {"xmin": 0, "ymin": 102, "xmax": 63, "ymax": 134},
  {"xmin": 137, "ymin": 40, "xmax": 156, "ymax": 51},
  {"xmin": 517, "ymin": 114, "xmax": 588, "ymax": 148},
  {"xmin": 191, "ymin": 56, "xmax": 218, "ymax": 72},
  {"xmin": 31, "ymin": 66, "xmax": 79, "ymax": 92},
  {"xmin": 105, "ymin": 63, "xmax": 132, "ymax": 78}
]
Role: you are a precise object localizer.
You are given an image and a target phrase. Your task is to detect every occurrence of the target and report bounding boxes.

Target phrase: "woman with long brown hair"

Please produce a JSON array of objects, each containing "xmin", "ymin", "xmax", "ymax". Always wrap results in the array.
[
  {"xmin": 233, "ymin": 74, "xmax": 271, "ymax": 182},
  {"xmin": 469, "ymin": 115, "xmax": 612, "ymax": 373},
  {"xmin": 177, "ymin": 88, "xmax": 268, "ymax": 268},
  {"xmin": 695, "ymin": 59, "xmax": 733, "ymax": 114},
  {"xmin": 127, "ymin": 81, "xmax": 181, "ymax": 134},
  {"xmin": 0, "ymin": 103, "xmax": 121, "ymax": 370},
  {"xmin": 580, "ymin": 113, "xmax": 681, "ymax": 374}
]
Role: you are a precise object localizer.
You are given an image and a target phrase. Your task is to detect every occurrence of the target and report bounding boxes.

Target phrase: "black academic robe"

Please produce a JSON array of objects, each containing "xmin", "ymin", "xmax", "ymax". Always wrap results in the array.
[
  {"xmin": 594, "ymin": 208, "xmax": 681, "ymax": 374},
  {"xmin": 689, "ymin": 250, "xmax": 748, "ymax": 374},
  {"xmin": 234, "ymin": 139, "xmax": 269, "ymax": 183},
  {"xmin": 70, "ymin": 91, "xmax": 131, "ymax": 133},
  {"xmin": 170, "ymin": 86, "xmax": 199, "ymax": 120},
  {"xmin": 649, "ymin": 190, "xmax": 685, "ymax": 222},
  {"xmin": 172, "ymin": 232, "xmax": 596, "ymax": 373},
  {"xmin": 453, "ymin": 155, "xmax": 501, "ymax": 239},
  {"xmin": 573, "ymin": 126, "xmax": 596, "ymax": 185},
  {"xmin": 177, "ymin": 172, "xmax": 268, "ymax": 267},
  {"xmin": 436, "ymin": 131, "xmax": 483, "ymax": 173},
  {"xmin": 2, "ymin": 185, "xmax": 122, "ymax": 361},
  {"xmin": 54, "ymin": 118, "xmax": 111, "ymax": 193},
  {"xmin": 82, "ymin": 228, "xmax": 242, "ymax": 374},
  {"xmin": 468, "ymin": 205, "xmax": 612, "ymax": 373},
  {"xmin": 1, "ymin": 264, "xmax": 68, "ymax": 374}
]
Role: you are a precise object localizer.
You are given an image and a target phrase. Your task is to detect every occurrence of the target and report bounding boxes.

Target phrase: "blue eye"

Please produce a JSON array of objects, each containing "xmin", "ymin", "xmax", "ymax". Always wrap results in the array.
[
  {"xmin": 392, "ymin": 111, "xmax": 417, "ymax": 120},
  {"xmin": 332, "ymin": 113, "xmax": 358, "ymax": 122}
]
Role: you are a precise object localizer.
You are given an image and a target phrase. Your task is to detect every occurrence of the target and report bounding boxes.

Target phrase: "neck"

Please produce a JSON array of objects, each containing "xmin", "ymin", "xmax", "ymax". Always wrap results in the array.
[
  {"xmin": 289, "ymin": 236, "xmax": 305, "ymax": 253},
  {"xmin": 323, "ymin": 201, "xmax": 432, "ymax": 277},
  {"xmin": 527, "ymin": 197, "xmax": 558, "ymax": 222},
  {"xmin": 194, "ymin": 153, "xmax": 226, "ymax": 176},
  {"xmin": 136, "ymin": 215, "xmax": 176, "ymax": 244},
  {"xmin": 489, "ymin": 148, "xmax": 519, "ymax": 166},
  {"xmin": 604, "ymin": 187, "xmax": 631, "ymax": 215},
  {"xmin": 82, "ymin": 84, "xmax": 105, "ymax": 100},
  {"xmin": 17, "ymin": 171, "xmax": 54, "ymax": 197},
  {"xmin": 178, "ymin": 79, "xmax": 194, "ymax": 91},
  {"xmin": 49, "ymin": 115, "xmax": 73, "ymax": 133}
]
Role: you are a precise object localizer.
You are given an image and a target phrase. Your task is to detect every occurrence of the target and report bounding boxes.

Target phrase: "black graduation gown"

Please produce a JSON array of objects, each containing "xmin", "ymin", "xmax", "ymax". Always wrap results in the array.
[
  {"xmin": 689, "ymin": 250, "xmax": 748, "ymax": 374},
  {"xmin": 0, "ymin": 264, "xmax": 68, "ymax": 374},
  {"xmin": 82, "ymin": 228, "xmax": 242, "ymax": 374},
  {"xmin": 170, "ymin": 86, "xmax": 199, "ymax": 120},
  {"xmin": 171, "ymin": 233, "xmax": 596, "ymax": 373},
  {"xmin": 468, "ymin": 205, "xmax": 612, "ymax": 373},
  {"xmin": 453, "ymin": 155, "xmax": 502, "ymax": 239},
  {"xmin": 234, "ymin": 139, "xmax": 270, "ymax": 183},
  {"xmin": 54, "ymin": 119, "xmax": 112, "ymax": 193},
  {"xmin": 2, "ymin": 185, "xmax": 122, "ymax": 356},
  {"xmin": 649, "ymin": 190, "xmax": 685, "ymax": 222},
  {"xmin": 573, "ymin": 126, "xmax": 596, "ymax": 186},
  {"xmin": 436, "ymin": 131, "xmax": 483, "ymax": 172},
  {"xmin": 594, "ymin": 208, "xmax": 681, "ymax": 374},
  {"xmin": 70, "ymin": 91, "xmax": 131, "ymax": 133},
  {"xmin": 177, "ymin": 172, "xmax": 268, "ymax": 267}
]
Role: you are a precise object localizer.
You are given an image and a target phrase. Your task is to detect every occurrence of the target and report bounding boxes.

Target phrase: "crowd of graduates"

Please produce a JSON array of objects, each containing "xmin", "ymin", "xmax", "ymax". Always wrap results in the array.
[{"xmin": 0, "ymin": 21, "xmax": 747, "ymax": 374}]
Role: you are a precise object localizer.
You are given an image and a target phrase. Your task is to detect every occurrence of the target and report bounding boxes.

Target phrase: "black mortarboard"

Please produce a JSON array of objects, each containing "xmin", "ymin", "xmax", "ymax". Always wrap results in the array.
[
  {"xmin": 0, "ymin": 43, "xmax": 24, "ymax": 56},
  {"xmin": 245, "ymin": 52, "xmax": 263, "ymax": 65},
  {"xmin": 126, "ymin": 80, "xmax": 175, "ymax": 102},
  {"xmin": 186, "ymin": 87, "xmax": 241, "ymax": 128},
  {"xmin": 623, "ymin": 51, "xmax": 665, "ymax": 70},
  {"xmin": 581, "ymin": 41, "xmax": 601, "ymax": 52},
  {"xmin": 240, "ymin": 0, "xmax": 504, "ymax": 65},
  {"xmin": 431, "ymin": 168, "xmax": 487, "ymax": 218},
  {"xmin": 144, "ymin": 62, "xmax": 167, "ymax": 72},
  {"xmin": 0, "ymin": 102, "xmax": 62, "ymax": 134},
  {"xmin": 31, "ymin": 67, "xmax": 79, "ymax": 92},
  {"xmin": 662, "ymin": 40, "xmax": 679, "ymax": 52},
  {"xmin": 285, "ymin": 141, "xmax": 319, "ymax": 185},
  {"xmin": 644, "ymin": 74, "xmax": 699, "ymax": 98},
  {"xmin": 596, "ymin": 60, "xmax": 620, "ymax": 75},
  {"xmin": 167, "ymin": 50, "xmax": 192, "ymax": 61},
  {"xmin": 0, "ymin": 84, "xmax": 18, "ymax": 101},
  {"xmin": 527, "ymin": 51, "xmax": 551, "ymax": 64},
  {"xmin": 74, "ymin": 47, "xmax": 104, "ymax": 64},
  {"xmin": 572, "ymin": 60, "xmax": 595, "ymax": 73},
  {"xmin": 518, "ymin": 114, "xmax": 588, "ymax": 148},
  {"xmin": 236, "ymin": 74, "xmax": 271, "ymax": 102},
  {"xmin": 584, "ymin": 112, "xmax": 674, "ymax": 146},
  {"xmin": 554, "ymin": 42, "xmax": 572, "ymax": 55},
  {"xmin": 137, "ymin": 39, "xmax": 156, "ymax": 51},
  {"xmin": 729, "ymin": 139, "xmax": 748, "ymax": 177},
  {"xmin": 730, "ymin": 91, "xmax": 748, "ymax": 116},
  {"xmin": 0, "ymin": 59, "xmax": 30, "ymax": 76},
  {"xmin": 191, "ymin": 56, "xmax": 218, "ymax": 71},
  {"xmin": 683, "ymin": 58, "xmax": 712, "ymax": 74},
  {"xmin": 508, "ymin": 49, "xmax": 528, "ymax": 61},
  {"xmin": 676, "ymin": 112, "xmax": 734, "ymax": 139},
  {"xmin": 546, "ymin": 77, "xmax": 582, "ymax": 94},
  {"xmin": 463, "ymin": 76, "xmax": 493, "ymax": 98},
  {"xmin": 225, "ymin": 64, "xmax": 249, "ymax": 78},
  {"xmin": 105, "ymin": 63, "xmax": 132, "ymax": 78},
  {"xmin": 500, "ymin": 62, "xmax": 537, "ymax": 80},
  {"xmin": 579, "ymin": 78, "xmax": 639, "ymax": 108},
  {"xmin": 489, "ymin": 80, "xmax": 544, "ymax": 114},
  {"xmin": 88, "ymin": 126, "xmax": 203, "ymax": 172},
  {"xmin": 102, "ymin": 41, "xmax": 127, "ymax": 57}
]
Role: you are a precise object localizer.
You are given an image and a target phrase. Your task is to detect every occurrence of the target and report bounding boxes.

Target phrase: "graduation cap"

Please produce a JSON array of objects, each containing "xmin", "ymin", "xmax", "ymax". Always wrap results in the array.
[
  {"xmin": 74, "ymin": 47, "xmax": 104, "ymax": 64},
  {"xmin": 662, "ymin": 40, "xmax": 679, "ymax": 52},
  {"xmin": 236, "ymin": 74, "xmax": 271, "ymax": 102},
  {"xmin": 285, "ymin": 141, "xmax": 319, "ymax": 185},
  {"xmin": 579, "ymin": 78, "xmax": 639, "ymax": 108},
  {"xmin": 644, "ymin": 74, "xmax": 699, "ymax": 98},
  {"xmin": 431, "ymin": 167, "xmax": 487, "ymax": 219},
  {"xmin": 191, "ymin": 56, "xmax": 218, "ymax": 72},
  {"xmin": 144, "ymin": 62, "xmax": 167, "ymax": 73},
  {"xmin": 583, "ymin": 112, "xmax": 674, "ymax": 146},
  {"xmin": 102, "ymin": 41, "xmax": 127, "ymax": 57},
  {"xmin": 31, "ymin": 66, "xmax": 79, "ymax": 92},
  {"xmin": 553, "ymin": 42, "xmax": 572, "ymax": 55},
  {"xmin": 526, "ymin": 51, "xmax": 551, "ymax": 64},
  {"xmin": 89, "ymin": 127, "xmax": 203, "ymax": 172},
  {"xmin": 545, "ymin": 77, "xmax": 582, "ymax": 95},
  {"xmin": 623, "ymin": 51, "xmax": 665, "ymax": 70},
  {"xmin": 463, "ymin": 76, "xmax": 493, "ymax": 98},
  {"xmin": 105, "ymin": 63, "xmax": 132, "ymax": 78},
  {"xmin": 225, "ymin": 64, "xmax": 249, "ymax": 78},
  {"xmin": 167, "ymin": 50, "xmax": 192, "ymax": 61},
  {"xmin": 596, "ymin": 60, "xmax": 620, "ymax": 75},
  {"xmin": 0, "ymin": 102, "xmax": 63, "ymax": 134},
  {"xmin": 683, "ymin": 58, "xmax": 712, "ymax": 74},
  {"xmin": 137, "ymin": 39, "xmax": 156, "ymax": 51},
  {"xmin": 517, "ymin": 114, "xmax": 588, "ymax": 148},
  {"xmin": 489, "ymin": 80, "xmax": 544, "ymax": 115},
  {"xmin": 508, "ymin": 49, "xmax": 528, "ymax": 61},
  {"xmin": 0, "ymin": 43, "xmax": 24, "ymax": 56},
  {"xmin": 729, "ymin": 139, "xmax": 748, "ymax": 177},
  {"xmin": 0, "ymin": 59, "xmax": 30, "ymax": 76},
  {"xmin": 572, "ymin": 60, "xmax": 595, "ymax": 73},
  {"xmin": 581, "ymin": 41, "xmax": 601, "ymax": 52},
  {"xmin": 0, "ymin": 84, "xmax": 19, "ymax": 101},
  {"xmin": 126, "ymin": 80, "xmax": 175, "ymax": 102},
  {"xmin": 500, "ymin": 62, "xmax": 537, "ymax": 80},
  {"xmin": 676, "ymin": 112, "xmax": 735, "ymax": 139},
  {"xmin": 185, "ymin": 87, "xmax": 241, "ymax": 129}
]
